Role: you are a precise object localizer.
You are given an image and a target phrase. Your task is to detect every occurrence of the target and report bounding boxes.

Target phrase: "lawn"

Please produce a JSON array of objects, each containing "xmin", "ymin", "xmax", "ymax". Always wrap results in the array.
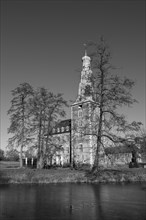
[
  {"xmin": 0, "ymin": 161, "xmax": 146, "ymax": 184},
  {"xmin": 0, "ymin": 161, "xmax": 20, "ymax": 169}
]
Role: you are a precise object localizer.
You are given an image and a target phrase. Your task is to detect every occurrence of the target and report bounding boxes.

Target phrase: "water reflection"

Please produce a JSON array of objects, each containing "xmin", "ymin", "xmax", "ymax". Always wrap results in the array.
[
  {"xmin": 0, "ymin": 183, "xmax": 146, "ymax": 220},
  {"xmin": 95, "ymin": 184, "xmax": 146, "ymax": 220}
]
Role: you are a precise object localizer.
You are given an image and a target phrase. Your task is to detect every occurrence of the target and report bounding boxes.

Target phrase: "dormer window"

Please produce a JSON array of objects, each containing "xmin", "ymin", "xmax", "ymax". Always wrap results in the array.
[{"xmin": 66, "ymin": 126, "xmax": 69, "ymax": 131}]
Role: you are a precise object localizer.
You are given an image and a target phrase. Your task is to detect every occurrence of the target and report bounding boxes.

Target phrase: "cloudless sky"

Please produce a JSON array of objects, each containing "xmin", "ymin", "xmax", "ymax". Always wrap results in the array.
[{"xmin": 1, "ymin": 0, "xmax": 145, "ymax": 151}]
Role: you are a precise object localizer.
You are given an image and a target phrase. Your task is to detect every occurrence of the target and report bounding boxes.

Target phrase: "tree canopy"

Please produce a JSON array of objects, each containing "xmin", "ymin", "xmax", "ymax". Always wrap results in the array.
[{"xmin": 7, "ymin": 83, "xmax": 68, "ymax": 168}]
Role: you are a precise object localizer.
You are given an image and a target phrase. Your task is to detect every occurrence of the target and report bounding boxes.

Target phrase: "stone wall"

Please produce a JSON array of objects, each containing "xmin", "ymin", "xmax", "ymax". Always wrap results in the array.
[{"xmin": 48, "ymin": 132, "xmax": 71, "ymax": 166}]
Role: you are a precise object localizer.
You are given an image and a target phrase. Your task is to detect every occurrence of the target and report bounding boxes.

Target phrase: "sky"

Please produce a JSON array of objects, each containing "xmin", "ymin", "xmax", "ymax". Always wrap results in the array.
[{"xmin": 0, "ymin": 0, "xmax": 145, "ymax": 151}]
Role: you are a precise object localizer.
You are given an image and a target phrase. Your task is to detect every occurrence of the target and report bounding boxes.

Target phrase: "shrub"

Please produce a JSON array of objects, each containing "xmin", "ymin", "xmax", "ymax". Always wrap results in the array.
[
  {"xmin": 6, "ymin": 149, "xmax": 19, "ymax": 161},
  {"xmin": 0, "ymin": 149, "xmax": 5, "ymax": 161}
]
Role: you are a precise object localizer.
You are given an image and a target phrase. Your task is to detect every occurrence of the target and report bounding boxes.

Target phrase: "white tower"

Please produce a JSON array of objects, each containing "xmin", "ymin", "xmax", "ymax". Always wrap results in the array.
[
  {"xmin": 77, "ymin": 49, "xmax": 94, "ymax": 102},
  {"xmin": 71, "ymin": 48, "xmax": 95, "ymax": 167}
]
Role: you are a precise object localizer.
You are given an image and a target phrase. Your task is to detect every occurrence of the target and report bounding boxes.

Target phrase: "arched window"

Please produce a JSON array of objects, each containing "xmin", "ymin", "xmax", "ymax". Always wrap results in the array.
[
  {"xmin": 80, "ymin": 144, "xmax": 83, "ymax": 152},
  {"xmin": 66, "ymin": 126, "xmax": 69, "ymax": 131},
  {"xmin": 78, "ymin": 109, "xmax": 82, "ymax": 117},
  {"xmin": 61, "ymin": 127, "xmax": 64, "ymax": 132}
]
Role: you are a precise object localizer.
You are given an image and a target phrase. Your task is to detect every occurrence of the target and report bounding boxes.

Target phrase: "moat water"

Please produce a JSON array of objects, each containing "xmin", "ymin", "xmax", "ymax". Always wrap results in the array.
[{"xmin": 0, "ymin": 183, "xmax": 146, "ymax": 220}]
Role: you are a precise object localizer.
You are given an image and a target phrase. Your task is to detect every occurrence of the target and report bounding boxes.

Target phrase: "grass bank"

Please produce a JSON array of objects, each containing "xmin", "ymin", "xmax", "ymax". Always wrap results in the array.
[
  {"xmin": 0, "ymin": 161, "xmax": 146, "ymax": 184},
  {"xmin": 0, "ymin": 167, "xmax": 87, "ymax": 184},
  {"xmin": 87, "ymin": 167, "xmax": 146, "ymax": 183}
]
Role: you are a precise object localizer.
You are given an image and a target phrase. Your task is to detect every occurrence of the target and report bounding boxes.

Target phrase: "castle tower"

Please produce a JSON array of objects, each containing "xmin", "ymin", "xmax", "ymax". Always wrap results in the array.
[
  {"xmin": 77, "ymin": 48, "xmax": 94, "ymax": 102},
  {"xmin": 71, "ymin": 49, "xmax": 95, "ymax": 167}
]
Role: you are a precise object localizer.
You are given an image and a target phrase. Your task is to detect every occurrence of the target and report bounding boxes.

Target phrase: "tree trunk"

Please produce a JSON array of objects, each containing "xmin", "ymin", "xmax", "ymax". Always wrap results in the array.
[
  {"xmin": 92, "ymin": 135, "xmax": 101, "ymax": 171},
  {"xmin": 37, "ymin": 154, "xmax": 44, "ymax": 169},
  {"xmin": 37, "ymin": 112, "xmax": 43, "ymax": 168},
  {"xmin": 92, "ymin": 99, "xmax": 103, "ymax": 171},
  {"xmin": 20, "ymin": 145, "xmax": 23, "ymax": 168},
  {"xmin": 92, "ymin": 66, "xmax": 104, "ymax": 171},
  {"xmin": 20, "ymin": 95, "xmax": 25, "ymax": 168}
]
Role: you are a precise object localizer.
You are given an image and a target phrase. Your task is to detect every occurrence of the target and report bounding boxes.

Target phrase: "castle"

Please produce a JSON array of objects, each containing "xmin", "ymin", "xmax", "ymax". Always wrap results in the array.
[
  {"xmin": 50, "ymin": 50, "xmax": 99, "ymax": 167},
  {"xmin": 24, "ymin": 50, "xmax": 145, "ymax": 168},
  {"xmin": 50, "ymin": 50, "xmax": 135, "ymax": 168}
]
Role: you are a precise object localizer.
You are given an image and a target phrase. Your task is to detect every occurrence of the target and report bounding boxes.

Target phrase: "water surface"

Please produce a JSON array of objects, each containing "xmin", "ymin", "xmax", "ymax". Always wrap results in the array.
[{"xmin": 0, "ymin": 183, "xmax": 146, "ymax": 220}]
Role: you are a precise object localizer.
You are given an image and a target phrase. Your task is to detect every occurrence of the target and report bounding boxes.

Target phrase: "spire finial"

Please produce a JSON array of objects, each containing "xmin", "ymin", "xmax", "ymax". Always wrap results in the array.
[{"xmin": 83, "ymin": 43, "xmax": 87, "ymax": 56}]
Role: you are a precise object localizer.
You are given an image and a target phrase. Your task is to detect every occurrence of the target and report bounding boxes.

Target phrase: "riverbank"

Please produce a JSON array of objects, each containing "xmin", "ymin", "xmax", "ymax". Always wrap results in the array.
[{"xmin": 0, "ymin": 165, "xmax": 146, "ymax": 184}]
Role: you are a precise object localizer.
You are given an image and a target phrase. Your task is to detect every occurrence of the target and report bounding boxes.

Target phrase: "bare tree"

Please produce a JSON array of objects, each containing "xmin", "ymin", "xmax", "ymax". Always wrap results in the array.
[
  {"xmin": 29, "ymin": 88, "xmax": 68, "ymax": 168},
  {"xmin": 83, "ymin": 37, "xmax": 143, "ymax": 170},
  {"xmin": 7, "ymin": 83, "xmax": 34, "ymax": 167}
]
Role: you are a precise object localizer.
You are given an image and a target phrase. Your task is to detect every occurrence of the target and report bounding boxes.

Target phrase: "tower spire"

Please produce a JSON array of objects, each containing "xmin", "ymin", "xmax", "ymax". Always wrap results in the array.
[
  {"xmin": 82, "ymin": 44, "xmax": 91, "ymax": 69},
  {"xmin": 75, "ymin": 45, "xmax": 94, "ymax": 103},
  {"xmin": 84, "ymin": 43, "xmax": 87, "ymax": 56}
]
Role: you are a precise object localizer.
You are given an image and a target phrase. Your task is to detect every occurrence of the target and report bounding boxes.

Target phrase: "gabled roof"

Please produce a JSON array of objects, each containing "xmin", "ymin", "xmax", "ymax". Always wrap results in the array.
[
  {"xmin": 55, "ymin": 119, "xmax": 71, "ymax": 128},
  {"xmin": 52, "ymin": 119, "xmax": 71, "ymax": 135}
]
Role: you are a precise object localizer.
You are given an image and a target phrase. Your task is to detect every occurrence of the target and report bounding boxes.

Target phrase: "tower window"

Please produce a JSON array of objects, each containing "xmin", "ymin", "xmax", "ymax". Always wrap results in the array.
[
  {"xmin": 78, "ymin": 120, "xmax": 82, "ymax": 127},
  {"xmin": 80, "ymin": 144, "xmax": 83, "ymax": 152},
  {"xmin": 78, "ymin": 109, "xmax": 82, "ymax": 117}
]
